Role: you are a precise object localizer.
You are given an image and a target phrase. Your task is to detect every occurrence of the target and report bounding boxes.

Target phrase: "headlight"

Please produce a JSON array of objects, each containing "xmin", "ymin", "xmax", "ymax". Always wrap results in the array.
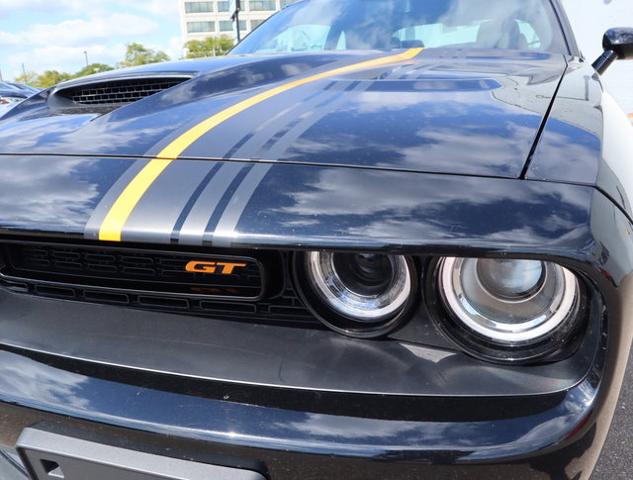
[
  {"xmin": 295, "ymin": 252, "xmax": 416, "ymax": 337},
  {"xmin": 437, "ymin": 257, "xmax": 581, "ymax": 361}
]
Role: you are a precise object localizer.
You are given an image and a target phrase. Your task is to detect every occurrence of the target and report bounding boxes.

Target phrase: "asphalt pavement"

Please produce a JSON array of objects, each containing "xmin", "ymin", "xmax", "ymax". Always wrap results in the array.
[{"xmin": 593, "ymin": 348, "xmax": 633, "ymax": 478}]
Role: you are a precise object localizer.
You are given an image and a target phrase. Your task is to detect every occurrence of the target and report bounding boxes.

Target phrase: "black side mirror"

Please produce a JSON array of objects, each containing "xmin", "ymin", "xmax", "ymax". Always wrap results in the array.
[{"xmin": 593, "ymin": 28, "xmax": 633, "ymax": 74}]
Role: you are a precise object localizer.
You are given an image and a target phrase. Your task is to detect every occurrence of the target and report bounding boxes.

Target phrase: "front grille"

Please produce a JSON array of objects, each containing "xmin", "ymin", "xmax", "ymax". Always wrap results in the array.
[
  {"xmin": 5, "ymin": 243, "xmax": 263, "ymax": 299},
  {"xmin": 0, "ymin": 242, "xmax": 318, "ymax": 326},
  {"xmin": 56, "ymin": 77, "xmax": 189, "ymax": 106}
]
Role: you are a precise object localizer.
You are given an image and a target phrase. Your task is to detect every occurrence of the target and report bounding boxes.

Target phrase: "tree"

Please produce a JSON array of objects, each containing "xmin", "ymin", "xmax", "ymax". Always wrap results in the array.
[
  {"xmin": 74, "ymin": 63, "xmax": 114, "ymax": 78},
  {"xmin": 14, "ymin": 71, "xmax": 38, "ymax": 86},
  {"xmin": 118, "ymin": 42, "xmax": 170, "ymax": 68},
  {"xmin": 33, "ymin": 70, "xmax": 73, "ymax": 89},
  {"xmin": 185, "ymin": 36, "xmax": 234, "ymax": 59}
]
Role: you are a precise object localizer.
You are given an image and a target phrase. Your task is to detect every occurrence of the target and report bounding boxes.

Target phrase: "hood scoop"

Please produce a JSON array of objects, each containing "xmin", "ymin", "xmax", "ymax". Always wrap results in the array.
[{"xmin": 51, "ymin": 75, "xmax": 192, "ymax": 109}]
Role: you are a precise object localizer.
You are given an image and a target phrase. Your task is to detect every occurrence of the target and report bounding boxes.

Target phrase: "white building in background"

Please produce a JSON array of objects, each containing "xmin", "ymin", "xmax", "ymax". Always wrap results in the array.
[
  {"xmin": 179, "ymin": 0, "xmax": 293, "ymax": 44},
  {"xmin": 561, "ymin": 0, "xmax": 633, "ymax": 113}
]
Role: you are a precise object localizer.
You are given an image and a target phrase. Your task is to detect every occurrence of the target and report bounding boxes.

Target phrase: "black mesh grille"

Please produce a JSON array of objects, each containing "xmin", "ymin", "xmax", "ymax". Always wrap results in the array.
[
  {"xmin": 0, "ymin": 242, "xmax": 318, "ymax": 326},
  {"xmin": 2, "ymin": 280, "xmax": 316, "ymax": 327},
  {"xmin": 56, "ymin": 77, "xmax": 188, "ymax": 106},
  {"xmin": 6, "ymin": 243, "xmax": 263, "ymax": 299}
]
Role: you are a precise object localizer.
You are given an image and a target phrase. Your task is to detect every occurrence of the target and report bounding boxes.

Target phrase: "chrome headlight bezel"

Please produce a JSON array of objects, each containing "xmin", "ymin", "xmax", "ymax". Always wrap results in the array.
[
  {"xmin": 293, "ymin": 251, "xmax": 418, "ymax": 338},
  {"xmin": 434, "ymin": 256, "xmax": 585, "ymax": 363}
]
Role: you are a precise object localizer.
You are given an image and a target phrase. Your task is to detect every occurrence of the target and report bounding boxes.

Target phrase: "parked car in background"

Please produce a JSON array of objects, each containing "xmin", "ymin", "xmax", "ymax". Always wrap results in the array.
[
  {"xmin": 0, "ymin": 82, "xmax": 38, "ymax": 116},
  {"xmin": 0, "ymin": 1, "xmax": 632, "ymax": 479}
]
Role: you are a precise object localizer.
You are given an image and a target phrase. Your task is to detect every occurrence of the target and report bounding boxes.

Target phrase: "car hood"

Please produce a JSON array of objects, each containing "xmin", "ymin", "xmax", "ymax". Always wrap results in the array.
[{"xmin": 0, "ymin": 49, "xmax": 567, "ymax": 178}]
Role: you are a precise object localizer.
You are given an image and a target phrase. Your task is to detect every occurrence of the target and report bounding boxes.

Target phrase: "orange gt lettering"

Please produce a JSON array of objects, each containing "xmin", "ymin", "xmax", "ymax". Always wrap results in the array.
[{"xmin": 185, "ymin": 261, "xmax": 247, "ymax": 275}]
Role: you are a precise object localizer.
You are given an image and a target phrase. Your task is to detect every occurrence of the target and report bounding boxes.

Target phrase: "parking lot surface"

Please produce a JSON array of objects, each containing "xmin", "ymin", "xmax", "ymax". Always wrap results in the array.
[{"xmin": 594, "ymin": 347, "xmax": 633, "ymax": 478}]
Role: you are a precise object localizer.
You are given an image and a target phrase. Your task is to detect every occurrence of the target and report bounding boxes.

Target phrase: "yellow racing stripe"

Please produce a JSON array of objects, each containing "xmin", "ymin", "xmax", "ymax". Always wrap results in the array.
[{"xmin": 98, "ymin": 48, "xmax": 424, "ymax": 241}]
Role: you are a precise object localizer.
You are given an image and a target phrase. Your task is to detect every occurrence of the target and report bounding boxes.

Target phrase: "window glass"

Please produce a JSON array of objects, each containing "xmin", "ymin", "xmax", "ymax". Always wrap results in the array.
[
  {"xmin": 252, "ymin": 24, "xmax": 332, "ymax": 53},
  {"xmin": 220, "ymin": 20, "xmax": 246, "ymax": 32},
  {"xmin": 187, "ymin": 21, "xmax": 215, "ymax": 33},
  {"xmin": 217, "ymin": 1, "xmax": 230, "ymax": 12},
  {"xmin": 336, "ymin": 32, "xmax": 346, "ymax": 50},
  {"xmin": 249, "ymin": 0, "xmax": 276, "ymax": 11},
  {"xmin": 219, "ymin": 20, "xmax": 233, "ymax": 32},
  {"xmin": 185, "ymin": 2, "xmax": 214, "ymax": 13},
  {"xmin": 233, "ymin": 0, "xmax": 568, "ymax": 55},
  {"xmin": 394, "ymin": 24, "xmax": 480, "ymax": 48},
  {"xmin": 517, "ymin": 20, "xmax": 542, "ymax": 49}
]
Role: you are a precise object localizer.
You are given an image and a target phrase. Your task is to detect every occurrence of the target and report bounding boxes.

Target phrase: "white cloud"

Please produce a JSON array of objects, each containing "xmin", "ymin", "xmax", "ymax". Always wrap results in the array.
[
  {"xmin": 0, "ymin": 0, "xmax": 179, "ymax": 19},
  {"xmin": 0, "ymin": 3, "xmax": 181, "ymax": 81},
  {"xmin": 3, "ymin": 14, "xmax": 158, "ymax": 48},
  {"xmin": 132, "ymin": 0, "xmax": 180, "ymax": 18},
  {"xmin": 165, "ymin": 34, "xmax": 186, "ymax": 60},
  {"xmin": 0, "ymin": 0, "xmax": 86, "ymax": 16},
  {"xmin": 5, "ymin": 43, "xmax": 128, "ymax": 76},
  {"xmin": 0, "ymin": 29, "xmax": 18, "ymax": 46}
]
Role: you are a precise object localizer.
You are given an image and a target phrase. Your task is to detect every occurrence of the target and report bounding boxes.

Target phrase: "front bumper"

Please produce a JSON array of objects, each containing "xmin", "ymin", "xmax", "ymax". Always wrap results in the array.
[{"xmin": 0, "ymin": 342, "xmax": 619, "ymax": 480}]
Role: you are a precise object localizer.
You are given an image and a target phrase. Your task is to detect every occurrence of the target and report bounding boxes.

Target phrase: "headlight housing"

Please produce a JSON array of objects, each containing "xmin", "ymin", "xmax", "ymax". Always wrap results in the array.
[
  {"xmin": 437, "ymin": 257, "xmax": 582, "ymax": 362},
  {"xmin": 294, "ymin": 251, "xmax": 417, "ymax": 338}
]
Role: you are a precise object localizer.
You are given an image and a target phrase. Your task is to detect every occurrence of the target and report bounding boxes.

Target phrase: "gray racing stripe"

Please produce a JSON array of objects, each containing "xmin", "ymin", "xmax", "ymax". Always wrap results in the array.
[
  {"xmin": 84, "ymin": 159, "xmax": 151, "ymax": 240},
  {"xmin": 121, "ymin": 160, "xmax": 220, "ymax": 244},
  {"xmin": 175, "ymin": 72, "xmax": 402, "ymax": 248},
  {"xmin": 229, "ymin": 81, "xmax": 354, "ymax": 161},
  {"xmin": 221, "ymin": 82, "xmax": 337, "ymax": 160},
  {"xmin": 260, "ymin": 80, "xmax": 373, "ymax": 160},
  {"xmin": 211, "ymin": 164, "xmax": 273, "ymax": 248},
  {"xmin": 177, "ymin": 162, "xmax": 245, "ymax": 246},
  {"xmin": 225, "ymin": 80, "xmax": 340, "ymax": 159},
  {"xmin": 207, "ymin": 81, "xmax": 375, "ymax": 248}
]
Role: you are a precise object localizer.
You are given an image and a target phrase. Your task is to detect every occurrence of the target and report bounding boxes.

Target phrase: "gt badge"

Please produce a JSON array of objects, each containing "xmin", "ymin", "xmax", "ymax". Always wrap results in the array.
[{"xmin": 185, "ymin": 261, "xmax": 248, "ymax": 275}]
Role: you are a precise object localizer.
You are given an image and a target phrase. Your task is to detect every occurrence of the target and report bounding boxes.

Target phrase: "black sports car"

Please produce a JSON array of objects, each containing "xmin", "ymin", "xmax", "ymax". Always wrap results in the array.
[{"xmin": 0, "ymin": 1, "xmax": 632, "ymax": 479}]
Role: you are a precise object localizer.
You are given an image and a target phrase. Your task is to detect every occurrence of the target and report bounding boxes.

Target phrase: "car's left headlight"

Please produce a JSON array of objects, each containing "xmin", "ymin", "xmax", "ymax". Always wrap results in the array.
[{"xmin": 437, "ymin": 257, "xmax": 582, "ymax": 362}]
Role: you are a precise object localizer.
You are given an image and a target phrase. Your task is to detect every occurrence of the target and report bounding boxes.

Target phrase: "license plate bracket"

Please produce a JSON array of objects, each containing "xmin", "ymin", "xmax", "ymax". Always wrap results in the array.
[{"xmin": 17, "ymin": 428, "xmax": 265, "ymax": 480}]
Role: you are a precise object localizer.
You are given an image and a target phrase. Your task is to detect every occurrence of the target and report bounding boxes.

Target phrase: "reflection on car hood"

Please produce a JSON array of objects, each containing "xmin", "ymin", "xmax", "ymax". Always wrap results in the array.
[
  {"xmin": 0, "ymin": 49, "xmax": 567, "ymax": 178},
  {"xmin": 0, "ymin": 155, "xmax": 595, "ymax": 248}
]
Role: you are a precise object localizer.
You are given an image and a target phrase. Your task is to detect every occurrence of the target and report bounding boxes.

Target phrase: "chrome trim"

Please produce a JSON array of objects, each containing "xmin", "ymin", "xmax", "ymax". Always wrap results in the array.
[
  {"xmin": 439, "ymin": 257, "xmax": 579, "ymax": 344},
  {"xmin": 306, "ymin": 251, "xmax": 412, "ymax": 322}
]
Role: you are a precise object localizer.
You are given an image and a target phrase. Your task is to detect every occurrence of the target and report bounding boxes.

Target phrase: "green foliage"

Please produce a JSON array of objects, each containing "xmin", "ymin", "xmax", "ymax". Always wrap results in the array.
[
  {"xmin": 118, "ymin": 42, "xmax": 171, "ymax": 68},
  {"xmin": 32, "ymin": 70, "xmax": 74, "ymax": 89},
  {"xmin": 74, "ymin": 63, "xmax": 114, "ymax": 77},
  {"xmin": 14, "ymin": 43, "xmax": 172, "ymax": 88},
  {"xmin": 185, "ymin": 36, "xmax": 235, "ymax": 58},
  {"xmin": 14, "ymin": 71, "xmax": 38, "ymax": 86}
]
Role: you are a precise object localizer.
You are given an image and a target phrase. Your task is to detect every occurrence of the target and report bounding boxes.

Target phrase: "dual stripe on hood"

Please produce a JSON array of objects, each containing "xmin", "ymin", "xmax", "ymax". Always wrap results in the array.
[{"xmin": 88, "ymin": 48, "xmax": 424, "ymax": 245}]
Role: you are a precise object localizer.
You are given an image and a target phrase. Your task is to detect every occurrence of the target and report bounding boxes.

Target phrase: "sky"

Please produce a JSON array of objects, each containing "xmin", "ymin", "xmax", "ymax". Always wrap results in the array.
[{"xmin": 0, "ymin": 0, "xmax": 182, "ymax": 81}]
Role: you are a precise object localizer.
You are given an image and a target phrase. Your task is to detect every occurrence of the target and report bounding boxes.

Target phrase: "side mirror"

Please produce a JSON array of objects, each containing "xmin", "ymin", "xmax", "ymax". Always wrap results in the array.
[{"xmin": 593, "ymin": 27, "xmax": 633, "ymax": 74}]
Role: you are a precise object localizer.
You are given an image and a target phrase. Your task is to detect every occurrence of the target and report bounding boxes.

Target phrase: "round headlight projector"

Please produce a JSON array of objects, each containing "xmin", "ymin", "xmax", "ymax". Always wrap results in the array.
[
  {"xmin": 296, "ymin": 252, "xmax": 416, "ymax": 337},
  {"xmin": 438, "ymin": 257, "xmax": 580, "ymax": 360}
]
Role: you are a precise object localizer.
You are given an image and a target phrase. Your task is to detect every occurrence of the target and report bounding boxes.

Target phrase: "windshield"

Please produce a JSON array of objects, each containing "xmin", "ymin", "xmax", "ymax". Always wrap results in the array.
[{"xmin": 232, "ymin": 0, "xmax": 568, "ymax": 55}]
